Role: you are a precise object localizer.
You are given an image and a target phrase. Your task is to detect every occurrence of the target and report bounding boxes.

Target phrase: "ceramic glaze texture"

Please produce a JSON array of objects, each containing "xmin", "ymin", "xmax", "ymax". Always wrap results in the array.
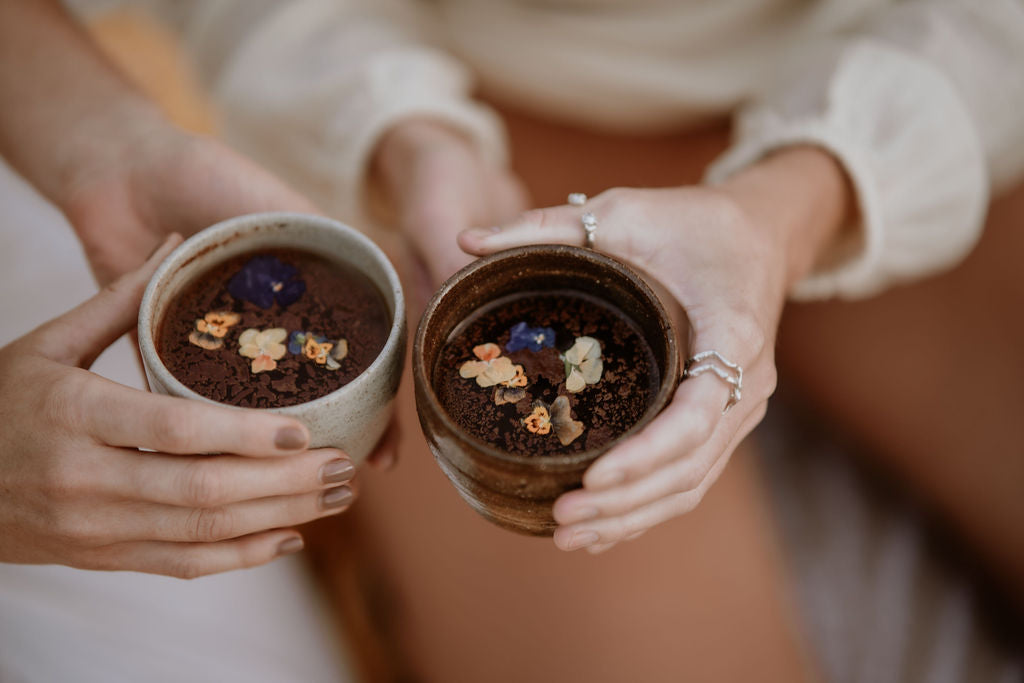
[
  {"xmin": 414, "ymin": 245, "xmax": 684, "ymax": 535},
  {"xmin": 138, "ymin": 213, "xmax": 406, "ymax": 466}
]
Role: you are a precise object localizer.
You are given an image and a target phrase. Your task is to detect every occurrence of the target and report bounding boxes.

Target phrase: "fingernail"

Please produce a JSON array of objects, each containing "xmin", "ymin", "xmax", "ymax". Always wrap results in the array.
[
  {"xmin": 489, "ymin": 225, "xmax": 502, "ymax": 233},
  {"xmin": 568, "ymin": 530, "xmax": 599, "ymax": 550},
  {"xmin": 566, "ymin": 506, "xmax": 599, "ymax": 523},
  {"xmin": 275, "ymin": 426, "xmax": 307, "ymax": 451},
  {"xmin": 276, "ymin": 536, "xmax": 304, "ymax": 556},
  {"xmin": 320, "ymin": 459, "xmax": 355, "ymax": 485},
  {"xmin": 321, "ymin": 486, "xmax": 354, "ymax": 510}
]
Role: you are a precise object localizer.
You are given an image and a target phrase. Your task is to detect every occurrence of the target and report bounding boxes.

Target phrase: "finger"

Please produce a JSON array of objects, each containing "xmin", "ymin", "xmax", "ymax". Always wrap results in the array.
[
  {"xmin": 581, "ymin": 370, "xmax": 737, "ymax": 491},
  {"xmin": 586, "ymin": 541, "xmax": 618, "ymax": 555},
  {"xmin": 35, "ymin": 233, "xmax": 182, "ymax": 368},
  {"xmin": 403, "ymin": 183, "xmax": 476, "ymax": 285},
  {"xmin": 554, "ymin": 407, "xmax": 762, "ymax": 525},
  {"xmin": 84, "ymin": 376, "xmax": 311, "ymax": 456},
  {"xmin": 367, "ymin": 417, "xmax": 400, "ymax": 470},
  {"xmin": 458, "ymin": 205, "xmax": 582, "ymax": 255},
  {"xmin": 553, "ymin": 423, "xmax": 751, "ymax": 550},
  {"xmin": 106, "ymin": 447, "xmax": 354, "ymax": 507},
  {"xmin": 79, "ymin": 530, "xmax": 305, "ymax": 579},
  {"xmin": 110, "ymin": 485, "xmax": 356, "ymax": 544}
]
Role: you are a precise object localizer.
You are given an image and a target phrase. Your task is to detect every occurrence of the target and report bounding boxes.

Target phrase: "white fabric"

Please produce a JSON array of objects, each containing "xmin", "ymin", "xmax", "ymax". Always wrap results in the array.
[
  {"xmin": 67, "ymin": 0, "xmax": 1024, "ymax": 298},
  {"xmin": 0, "ymin": 161, "xmax": 353, "ymax": 683},
  {"xmin": 83, "ymin": 0, "xmax": 1024, "ymax": 301}
]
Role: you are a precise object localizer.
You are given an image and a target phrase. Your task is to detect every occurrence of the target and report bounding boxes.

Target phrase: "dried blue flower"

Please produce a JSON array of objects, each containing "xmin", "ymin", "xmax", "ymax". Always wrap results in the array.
[
  {"xmin": 228, "ymin": 255, "xmax": 305, "ymax": 309},
  {"xmin": 506, "ymin": 322, "xmax": 556, "ymax": 353}
]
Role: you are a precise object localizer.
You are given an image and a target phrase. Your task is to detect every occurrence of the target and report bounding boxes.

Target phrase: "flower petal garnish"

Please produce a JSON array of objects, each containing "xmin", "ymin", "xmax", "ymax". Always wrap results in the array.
[
  {"xmin": 189, "ymin": 328, "xmax": 223, "ymax": 350},
  {"xmin": 331, "ymin": 339, "xmax": 349, "ymax": 362},
  {"xmin": 198, "ymin": 311, "xmax": 241, "ymax": 338},
  {"xmin": 473, "ymin": 343, "xmax": 502, "ymax": 362},
  {"xmin": 524, "ymin": 405, "xmax": 552, "ymax": 435},
  {"xmin": 238, "ymin": 327, "xmax": 287, "ymax": 373},
  {"xmin": 506, "ymin": 322, "xmax": 556, "ymax": 352},
  {"xmin": 565, "ymin": 367, "xmax": 586, "ymax": 393},
  {"xmin": 505, "ymin": 364, "xmax": 527, "ymax": 388},
  {"xmin": 228, "ymin": 255, "xmax": 306, "ymax": 309},
  {"xmin": 460, "ymin": 344, "xmax": 519, "ymax": 387},
  {"xmin": 563, "ymin": 336, "xmax": 603, "ymax": 393},
  {"xmin": 550, "ymin": 395, "xmax": 584, "ymax": 446},
  {"xmin": 494, "ymin": 385, "xmax": 527, "ymax": 406}
]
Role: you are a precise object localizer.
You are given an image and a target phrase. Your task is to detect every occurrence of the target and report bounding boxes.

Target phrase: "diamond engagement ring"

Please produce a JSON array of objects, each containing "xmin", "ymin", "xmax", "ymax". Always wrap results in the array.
[
  {"xmin": 567, "ymin": 192, "xmax": 587, "ymax": 206},
  {"xmin": 683, "ymin": 350, "xmax": 743, "ymax": 413}
]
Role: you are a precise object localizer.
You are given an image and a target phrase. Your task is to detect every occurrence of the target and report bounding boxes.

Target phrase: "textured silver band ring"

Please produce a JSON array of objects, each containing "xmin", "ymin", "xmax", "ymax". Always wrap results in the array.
[
  {"xmin": 683, "ymin": 350, "xmax": 743, "ymax": 413},
  {"xmin": 567, "ymin": 192, "xmax": 587, "ymax": 206}
]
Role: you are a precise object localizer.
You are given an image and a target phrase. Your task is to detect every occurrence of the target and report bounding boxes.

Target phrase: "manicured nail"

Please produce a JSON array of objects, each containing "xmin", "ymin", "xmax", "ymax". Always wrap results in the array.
[
  {"xmin": 321, "ymin": 486, "xmax": 354, "ymax": 510},
  {"xmin": 320, "ymin": 459, "xmax": 355, "ymax": 485},
  {"xmin": 275, "ymin": 426, "xmax": 307, "ymax": 451},
  {"xmin": 568, "ymin": 530, "xmax": 599, "ymax": 550},
  {"xmin": 276, "ymin": 536, "xmax": 304, "ymax": 556}
]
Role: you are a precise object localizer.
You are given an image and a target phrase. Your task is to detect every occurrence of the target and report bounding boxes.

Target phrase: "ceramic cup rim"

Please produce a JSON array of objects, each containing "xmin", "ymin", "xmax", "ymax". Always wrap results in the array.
[
  {"xmin": 138, "ymin": 211, "xmax": 405, "ymax": 415},
  {"xmin": 414, "ymin": 244, "xmax": 680, "ymax": 469}
]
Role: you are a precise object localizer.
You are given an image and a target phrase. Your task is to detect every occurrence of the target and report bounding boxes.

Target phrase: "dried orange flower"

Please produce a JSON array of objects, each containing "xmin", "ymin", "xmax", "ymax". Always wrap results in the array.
[
  {"xmin": 524, "ymin": 405, "xmax": 551, "ymax": 435},
  {"xmin": 523, "ymin": 396, "xmax": 584, "ymax": 446},
  {"xmin": 189, "ymin": 311, "xmax": 241, "ymax": 350}
]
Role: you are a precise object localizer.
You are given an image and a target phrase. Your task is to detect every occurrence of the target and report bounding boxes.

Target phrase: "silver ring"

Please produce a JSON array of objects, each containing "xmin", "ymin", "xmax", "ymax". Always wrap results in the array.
[
  {"xmin": 683, "ymin": 350, "xmax": 743, "ymax": 413},
  {"xmin": 581, "ymin": 211, "xmax": 597, "ymax": 249},
  {"xmin": 568, "ymin": 192, "xmax": 587, "ymax": 206}
]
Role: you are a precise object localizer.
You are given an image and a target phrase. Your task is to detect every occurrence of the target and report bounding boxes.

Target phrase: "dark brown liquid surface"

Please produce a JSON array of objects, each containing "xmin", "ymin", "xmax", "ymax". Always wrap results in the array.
[
  {"xmin": 434, "ymin": 291, "xmax": 659, "ymax": 455},
  {"xmin": 158, "ymin": 248, "xmax": 390, "ymax": 408}
]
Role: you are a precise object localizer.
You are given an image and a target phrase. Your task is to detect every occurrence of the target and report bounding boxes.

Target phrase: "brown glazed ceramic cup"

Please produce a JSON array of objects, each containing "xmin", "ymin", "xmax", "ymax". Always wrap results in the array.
[{"xmin": 414, "ymin": 245, "xmax": 684, "ymax": 535}]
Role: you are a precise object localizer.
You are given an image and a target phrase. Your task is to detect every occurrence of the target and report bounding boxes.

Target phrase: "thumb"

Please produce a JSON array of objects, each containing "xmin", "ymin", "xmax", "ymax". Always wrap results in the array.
[
  {"xmin": 457, "ymin": 204, "xmax": 583, "ymax": 257},
  {"xmin": 35, "ymin": 234, "xmax": 183, "ymax": 368}
]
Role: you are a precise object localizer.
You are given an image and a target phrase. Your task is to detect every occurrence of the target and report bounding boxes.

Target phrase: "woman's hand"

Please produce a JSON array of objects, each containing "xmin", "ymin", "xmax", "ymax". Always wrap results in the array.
[
  {"xmin": 460, "ymin": 147, "xmax": 852, "ymax": 552},
  {"xmin": 0, "ymin": 237, "xmax": 359, "ymax": 578},
  {"xmin": 371, "ymin": 118, "xmax": 528, "ymax": 299},
  {"xmin": 62, "ymin": 122, "xmax": 319, "ymax": 287}
]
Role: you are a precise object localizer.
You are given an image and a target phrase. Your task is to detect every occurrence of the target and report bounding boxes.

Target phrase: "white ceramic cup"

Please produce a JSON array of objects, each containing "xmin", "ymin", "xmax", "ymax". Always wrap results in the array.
[{"xmin": 138, "ymin": 212, "xmax": 406, "ymax": 465}]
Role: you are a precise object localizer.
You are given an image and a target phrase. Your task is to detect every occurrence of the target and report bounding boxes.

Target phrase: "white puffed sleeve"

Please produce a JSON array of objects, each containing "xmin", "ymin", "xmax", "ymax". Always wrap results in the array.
[
  {"xmin": 706, "ymin": 0, "xmax": 1024, "ymax": 300},
  {"xmin": 139, "ymin": 0, "xmax": 507, "ymax": 223}
]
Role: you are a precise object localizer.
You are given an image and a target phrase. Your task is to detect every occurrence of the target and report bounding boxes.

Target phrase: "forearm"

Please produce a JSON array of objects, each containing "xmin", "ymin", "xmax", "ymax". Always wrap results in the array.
[
  {"xmin": 0, "ymin": 0, "xmax": 166, "ymax": 207},
  {"xmin": 718, "ymin": 146, "xmax": 854, "ymax": 293}
]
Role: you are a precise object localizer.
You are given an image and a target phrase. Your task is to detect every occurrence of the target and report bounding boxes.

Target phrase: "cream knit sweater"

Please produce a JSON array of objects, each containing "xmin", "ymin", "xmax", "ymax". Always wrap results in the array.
[{"xmin": 73, "ymin": 0, "xmax": 1024, "ymax": 299}]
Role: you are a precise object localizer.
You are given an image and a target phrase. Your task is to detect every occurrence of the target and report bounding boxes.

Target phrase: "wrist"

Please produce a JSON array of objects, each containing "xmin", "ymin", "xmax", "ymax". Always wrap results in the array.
[{"xmin": 717, "ymin": 146, "xmax": 855, "ymax": 291}]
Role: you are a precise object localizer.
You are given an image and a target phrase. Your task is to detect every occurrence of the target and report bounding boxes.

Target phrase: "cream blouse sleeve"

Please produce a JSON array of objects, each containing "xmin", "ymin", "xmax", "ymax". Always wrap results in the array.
[
  {"xmin": 706, "ymin": 0, "xmax": 1024, "ymax": 300},
  {"xmin": 142, "ymin": 0, "xmax": 507, "ymax": 222}
]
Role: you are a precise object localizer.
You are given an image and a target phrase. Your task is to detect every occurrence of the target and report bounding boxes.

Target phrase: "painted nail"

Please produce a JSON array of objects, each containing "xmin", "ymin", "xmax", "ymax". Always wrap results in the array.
[
  {"xmin": 321, "ymin": 486, "xmax": 354, "ymax": 510},
  {"xmin": 276, "ymin": 536, "xmax": 304, "ymax": 556},
  {"xmin": 320, "ymin": 459, "xmax": 355, "ymax": 485},
  {"xmin": 568, "ymin": 530, "xmax": 599, "ymax": 550},
  {"xmin": 275, "ymin": 426, "xmax": 307, "ymax": 451}
]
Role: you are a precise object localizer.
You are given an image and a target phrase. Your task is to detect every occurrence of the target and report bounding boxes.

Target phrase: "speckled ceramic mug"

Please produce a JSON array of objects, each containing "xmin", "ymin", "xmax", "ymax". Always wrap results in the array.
[{"xmin": 138, "ymin": 212, "xmax": 406, "ymax": 465}]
